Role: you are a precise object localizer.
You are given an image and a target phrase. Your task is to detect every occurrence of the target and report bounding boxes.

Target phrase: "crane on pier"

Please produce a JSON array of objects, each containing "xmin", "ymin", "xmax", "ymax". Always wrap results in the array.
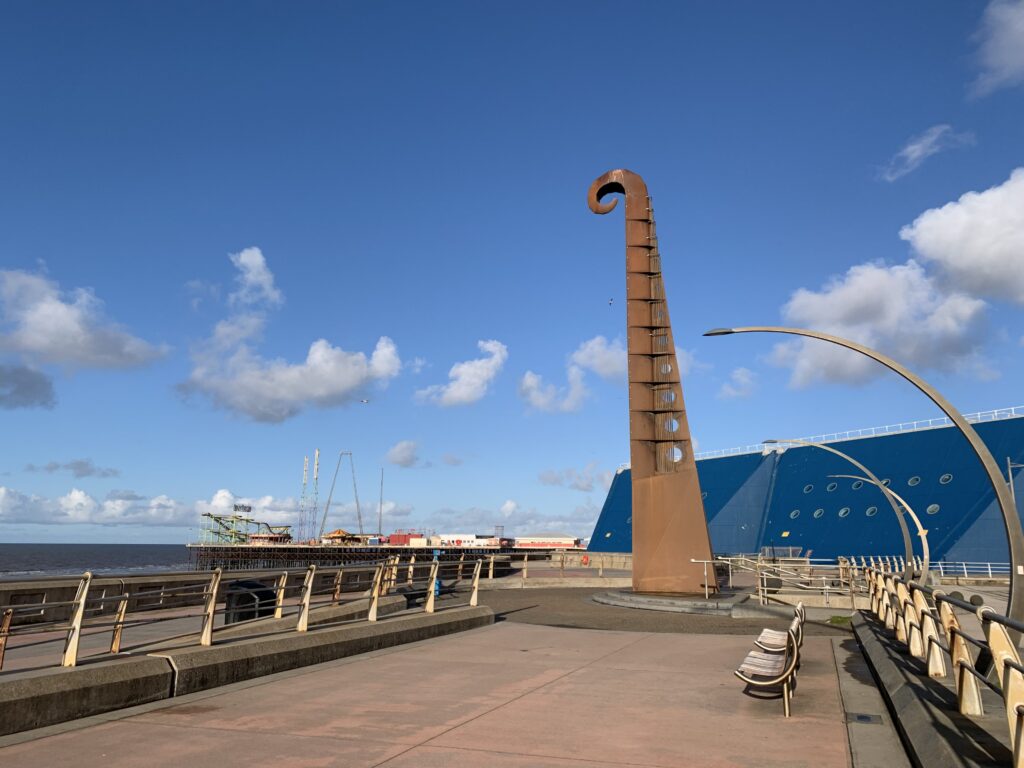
[{"xmin": 318, "ymin": 451, "xmax": 364, "ymax": 539}]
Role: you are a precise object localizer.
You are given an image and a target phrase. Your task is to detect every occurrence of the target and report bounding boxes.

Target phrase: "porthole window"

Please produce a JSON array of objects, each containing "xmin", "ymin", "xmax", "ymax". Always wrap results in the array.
[
  {"xmin": 813, "ymin": 509, "xmax": 824, "ymax": 519},
  {"xmin": 851, "ymin": 480, "xmax": 864, "ymax": 490},
  {"xmin": 827, "ymin": 482, "xmax": 838, "ymax": 492},
  {"xmin": 661, "ymin": 390, "xmax": 676, "ymax": 404},
  {"xmin": 803, "ymin": 484, "xmax": 814, "ymax": 494},
  {"xmin": 939, "ymin": 473, "xmax": 953, "ymax": 485},
  {"xmin": 789, "ymin": 509, "xmax": 800, "ymax": 519},
  {"xmin": 881, "ymin": 478, "xmax": 891, "ymax": 487},
  {"xmin": 908, "ymin": 476, "xmax": 921, "ymax": 486},
  {"xmin": 838, "ymin": 507, "xmax": 851, "ymax": 518},
  {"xmin": 866, "ymin": 506, "xmax": 878, "ymax": 517},
  {"xmin": 926, "ymin": 504, "xmax": 940, "ymax": 515}
]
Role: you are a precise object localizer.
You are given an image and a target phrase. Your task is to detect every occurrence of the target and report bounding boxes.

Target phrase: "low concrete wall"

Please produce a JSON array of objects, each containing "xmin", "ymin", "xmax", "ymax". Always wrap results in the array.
[
  {"xmin": 0, "ymin": 605, "xmax": 493, "ymax": 737},
  {"xmin": 0, "ymin": 657, "xmax": 173, "ymax": 737},
  {"xmin": 153, "ymin": 606, "xmax": 494, "ymax": 696},
  {"xmin": 214, "ymin": 595, "xmax": 406, "ymax": 641}
]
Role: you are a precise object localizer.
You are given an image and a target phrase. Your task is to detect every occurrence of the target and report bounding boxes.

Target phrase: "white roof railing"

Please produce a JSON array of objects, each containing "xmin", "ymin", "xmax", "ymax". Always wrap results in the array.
[{"xmin": 693, "ymin": 405, "xmax": 1024, "ymax": 461}]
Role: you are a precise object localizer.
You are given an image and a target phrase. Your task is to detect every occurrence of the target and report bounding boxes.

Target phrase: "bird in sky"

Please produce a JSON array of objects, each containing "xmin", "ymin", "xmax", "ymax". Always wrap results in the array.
[{"xmin": 359, "ymin": 399, "xmax": 369, "ymax": 404}]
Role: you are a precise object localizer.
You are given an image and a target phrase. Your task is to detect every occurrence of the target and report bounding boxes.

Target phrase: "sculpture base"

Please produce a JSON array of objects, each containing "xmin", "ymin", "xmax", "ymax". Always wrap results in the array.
[{"xmin": 592, "ymin": 589, "xmax": 748, "ymax": 616}]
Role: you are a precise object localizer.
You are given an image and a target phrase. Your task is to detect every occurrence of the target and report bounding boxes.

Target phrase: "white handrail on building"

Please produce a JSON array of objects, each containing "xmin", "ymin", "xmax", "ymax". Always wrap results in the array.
[{"xmin": 694, "ymin": 405, "xmax": 1024, "ymax": 461}]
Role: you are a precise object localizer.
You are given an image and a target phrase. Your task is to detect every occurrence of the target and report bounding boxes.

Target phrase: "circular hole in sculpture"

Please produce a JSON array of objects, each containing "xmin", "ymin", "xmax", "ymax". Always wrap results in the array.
[
  {"xmin": 939, "ymin": 473, "xmax": 953, "ymax": 485},
  {"xmin": 852, "ymin": 480, "xmax": 864, "ymax": 490},
  {"xmin": 838, "ymin": 507, "xmax": 851, "ymax": 518},
  {"xmin": 813, "ymin": 509, "xmax": 825, "ymax": 519},
  {"xmin": 926, "ymin": 503, "xmax": 940, "ymax": 515},
  {"xmin": 789, "ymin": 509, "xmax": 800, "ymax": 519},
  {"xmin": 866, "ymin": 506, "xmax": 878, "ymax": 517},
  {"xmin": 908, "ymin": 476, "xmax": 921, "ymax": 487},
  {"xmin": 803, "ymin": 484, "xmax": 814, "ymax": 494},
  {"xmin": 827, "ymin": 482, "xmax": 838, "ymax": 492}
]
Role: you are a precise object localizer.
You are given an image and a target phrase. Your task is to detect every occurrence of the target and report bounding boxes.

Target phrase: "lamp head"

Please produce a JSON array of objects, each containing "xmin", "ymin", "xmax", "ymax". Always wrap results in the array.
[{"xmin": 703, "ymin": 327, "xmax": 736, "ymax": 337}]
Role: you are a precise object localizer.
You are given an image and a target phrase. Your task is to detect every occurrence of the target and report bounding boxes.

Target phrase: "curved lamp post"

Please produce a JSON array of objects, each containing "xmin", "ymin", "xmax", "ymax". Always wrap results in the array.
[
  {"xmin": 763, "ymin": 438, "xmax": 915, "ymax": 581},
  {"xmin": 831, "ymin": 473, "xmax": 930, "ymax": 578},
  {"xmin": 705, "ymin": 325, "xmax": 1024, "ymax": 625}
]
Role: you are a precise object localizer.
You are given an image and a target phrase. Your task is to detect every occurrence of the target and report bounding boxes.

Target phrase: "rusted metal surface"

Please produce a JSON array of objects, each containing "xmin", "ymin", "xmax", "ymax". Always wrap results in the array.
[{"xmin": 588, "ymin": 169, "xmax": 716, "ymax": 594}]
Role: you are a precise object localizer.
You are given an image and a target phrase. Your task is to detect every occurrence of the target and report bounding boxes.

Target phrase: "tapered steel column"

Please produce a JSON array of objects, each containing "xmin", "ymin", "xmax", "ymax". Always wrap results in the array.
[
  {"xmin": 765, "ymin": 438, "xmax": 915, "ymax": 580},
  {"xmin": 590, "ymin": 169, "xmax": 715, "ymax": 594},
  {"xmin": 705, "ymin": 325, "xmax": 1024, "ymax": 625}
]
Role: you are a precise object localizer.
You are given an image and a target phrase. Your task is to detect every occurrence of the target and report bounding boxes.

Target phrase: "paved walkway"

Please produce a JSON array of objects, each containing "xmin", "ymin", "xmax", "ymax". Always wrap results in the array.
[{"xmin": 1, "ymin": 622, "xmax": 850, "ymax": 768}]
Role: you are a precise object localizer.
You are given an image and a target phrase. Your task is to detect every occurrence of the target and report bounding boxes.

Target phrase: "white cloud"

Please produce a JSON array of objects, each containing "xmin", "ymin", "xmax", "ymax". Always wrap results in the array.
[
  {"xmin": 183, "ymin": 251, "xmax": 401, "ymax": 422},
  {"xmin": 879, "ymin": 124, "xmax": 974, "ymax": 182},
  {"xmin": 430, "ymin": 500, "xmax": 598, "ymax": 539},
  {"xmin": 538, "ymin": 463, "xmax": 614, "ymax": 492},
  {"xmin": 518, "ymin": 365, "xmax": 587, "ymax": 412},
  {"xmin": 772, "ymin": 260, "xmax": 990, "ymax": 387},
  {"xmin": 569, "ymin": 336, "xmax": 626, "ymax": 380},
  {"xmin": 386, "ymin": 440, "xmax": 420, "ymax": 468},
  {"xmin": 718, "ymin": 367, "xmax": 757, "ymax": 399},
  {"xmin": 899, "ymin": 168, "xmax": 1024, "ymax": 303},
  {"xmin": 971, "ymin": 0, "xmax": 1024, "ymax": 96},
  {"xmin": 416, "ymin": 340, "xmax": 507, "ymax": 407},
  {"xmin": 228, "ymin": 247, "xmax": 282, "ymax": 307},
  {"xmin": 441, "ymin": 453, "xmax": 463, "ymax": 466},
  {"xmin": 0, "ymin": 270, "xmax": 165, "ymax": 369},
  {"xmin": 675, "ymin": 347, "xmax": 707, "ymax": 377},
  {"xmin": 184, "ymin": 336, "xmax": 402, "ymax": 423},
  {"xmin": 327, "ymin": 499, "xmax": 414, "ymax": 533},
  {"xmin": 407, "ymin": 357, "xmax": 427, "ymax": 374},
  {"xmin": 0, "ymin": 486, "xmax": 194, "ymax": 526}
]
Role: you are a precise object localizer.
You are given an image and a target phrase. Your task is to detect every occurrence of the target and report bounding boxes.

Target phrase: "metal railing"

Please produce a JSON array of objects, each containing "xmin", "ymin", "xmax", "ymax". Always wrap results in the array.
[
  {"xmin": 695, "ymin": 405, "xmax": 1024, "ymax": 460},
  {"xmin": 863, "ymin": 565, "xmax": 1024, "ymax": 759},
  {"xmin": 0, "ymin": 554, "xmax": 499, "ymax": 673}
]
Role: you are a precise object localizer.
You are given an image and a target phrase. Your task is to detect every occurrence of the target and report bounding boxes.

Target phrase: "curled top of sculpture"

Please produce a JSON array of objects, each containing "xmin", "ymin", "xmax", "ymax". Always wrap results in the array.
[{"xmin": 587, "ymin": 168, "xmax": 650, "ymax": 215}]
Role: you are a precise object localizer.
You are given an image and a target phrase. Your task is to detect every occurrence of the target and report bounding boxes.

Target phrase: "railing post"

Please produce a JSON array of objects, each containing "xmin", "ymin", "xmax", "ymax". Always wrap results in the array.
[
  {"xmin": 598, "ymin": 556, "xmax": 603, "ymax": 578},
  {"xmin": 470, "ymin": 560, "xmax": 482, "ymax": 607},
  {"xmin": 109, "ymin": 593, "xmax": 130, "ymax": 654},
  {"xmin": 457, "ymin": 553, "xmax": 465, "ymax": 581},
  {"xmin": 332, "ymin": 568, "xmax": 345, "ymax": 605},
  {"xmin": 274, "ymin": 570, "xmax": 288, "ymax": 618},
  {"xmin": 728, "ymin": 561, "xmax": 733, "ymax": 589},
  {"xmin": 61, "ymin": 572, "xmax": 92, "ymax": 667},
  {"xmin": 0, "ymin": 608, "xmax": 13, "ymax": 671},
  {"xmin": 425, "ymin": 560, "xmax": 439, "ymax": 613},
  {"xmin": 522, "ymin": 553, "xmax": 528, "ymax": 581},
  {"xmin": 389, "ymin": 556, "xmax": 400, "ymax": 594},
  {"xmin": 368, "ymin": 564, "xmax": 383, "ymax": 622},
  {"xmin": 199, "ymin": 568, "xmax": 221, "ymax": 647},
  {"xmin": 703, "ymin": 561, "xmax": 709, "ymax": 600},
  {"xmin": 988, "ymin": 562, "xmax": 993, "ymax": 578},
  {"xmin": 407, "ymin": 554, "xmax": 416, "ymax": 586},
  {"xmin": 963, "ymin": 562, "xmax": 969, "ymax": 578},
  {"xmin": 938, "ymin": 562, "xmax": 945, "ymax": 577},
  {"xmin": 297, "ymin": 565, "xmax": 316, "ymax": 631},
  {"xmin": 488, "ymin": 554, "xmax": 495, "ymax": 580}
]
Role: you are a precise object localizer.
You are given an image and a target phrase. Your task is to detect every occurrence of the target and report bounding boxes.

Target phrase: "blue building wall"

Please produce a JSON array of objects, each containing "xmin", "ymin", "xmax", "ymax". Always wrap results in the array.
[{"xmin": 588, "ymin": 418, "xmax": 1024, "ymax": 562}]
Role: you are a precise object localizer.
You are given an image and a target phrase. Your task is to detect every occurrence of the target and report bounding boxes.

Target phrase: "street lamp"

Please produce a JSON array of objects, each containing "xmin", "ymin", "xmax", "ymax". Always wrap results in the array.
[
  {"xmin": 763, "ymin": 438, "xmax": 914, "ymax": 581},
  {"xmin": 705, "ymin": 325, "xmax": 1024, "ymax": 625}
]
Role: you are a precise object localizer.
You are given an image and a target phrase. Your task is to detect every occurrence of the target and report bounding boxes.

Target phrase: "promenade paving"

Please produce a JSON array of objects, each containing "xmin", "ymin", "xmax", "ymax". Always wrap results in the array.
[{"xmin": 0, "ymin": 621, "xmax": 851, "ymax": 768}]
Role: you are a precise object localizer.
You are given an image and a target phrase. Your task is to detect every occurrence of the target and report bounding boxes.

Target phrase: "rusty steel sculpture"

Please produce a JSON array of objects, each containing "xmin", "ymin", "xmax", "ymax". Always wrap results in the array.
[{"xmin": 588, "ymin": 169, "xmax": 716, "ymax": 594}]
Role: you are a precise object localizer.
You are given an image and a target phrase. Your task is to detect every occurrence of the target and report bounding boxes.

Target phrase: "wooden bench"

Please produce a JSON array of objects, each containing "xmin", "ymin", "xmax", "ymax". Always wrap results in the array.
[
  {"xmin": 735, "ymin": 627, "xmax": 801, "ymax": 717},
  {"xmin": 754, "ymin": 602, "xmax": 805, "ymax": 653}
]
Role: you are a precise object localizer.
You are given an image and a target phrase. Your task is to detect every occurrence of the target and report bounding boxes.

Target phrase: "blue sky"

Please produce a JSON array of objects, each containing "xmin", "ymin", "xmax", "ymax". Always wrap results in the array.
[{"xmin": 2, "ymin": 2, "xmax": 1024, "ymax": 543}]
